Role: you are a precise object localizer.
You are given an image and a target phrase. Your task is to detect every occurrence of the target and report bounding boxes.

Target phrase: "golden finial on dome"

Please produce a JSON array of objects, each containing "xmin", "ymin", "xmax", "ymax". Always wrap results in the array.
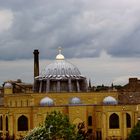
[{"xmin": 56, "ymin": 46, "xmax": 65, "ymax": 60}]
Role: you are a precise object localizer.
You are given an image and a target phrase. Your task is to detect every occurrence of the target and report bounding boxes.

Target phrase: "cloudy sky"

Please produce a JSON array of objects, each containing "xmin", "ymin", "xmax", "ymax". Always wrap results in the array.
[{"xmin": 0, "ymin": 0, "xmax": 140, "ymax": 86}]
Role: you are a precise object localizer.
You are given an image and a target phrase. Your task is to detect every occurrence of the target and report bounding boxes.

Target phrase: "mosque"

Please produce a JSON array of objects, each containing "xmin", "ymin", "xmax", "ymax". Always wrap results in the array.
[{"xmin": 0, "ymin": 49, "xmax": 140, "ymax": 140}]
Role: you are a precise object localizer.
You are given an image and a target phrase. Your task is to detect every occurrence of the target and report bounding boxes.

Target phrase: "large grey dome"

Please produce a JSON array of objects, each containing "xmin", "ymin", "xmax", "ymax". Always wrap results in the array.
[
  {"xmin": 44, "ymin": 60, "xmax": 82, "ymax": 79},
  {"xmin": 34, "ymin": 49, "xmax": 88, "ymax": 93},
  {"xmin": 37, "ymin": 50, "xmax": 83, "ymax": 79}
]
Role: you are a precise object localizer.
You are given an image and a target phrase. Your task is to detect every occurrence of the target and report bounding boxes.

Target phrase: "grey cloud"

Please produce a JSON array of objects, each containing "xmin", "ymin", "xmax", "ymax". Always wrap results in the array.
[
  {"xmin": 0, "ymin": 0, "xmax": 140, "ymax": 60},
  {"xmin": 108, "ymin": 28, "xmax": 140, "ymax": 57}
]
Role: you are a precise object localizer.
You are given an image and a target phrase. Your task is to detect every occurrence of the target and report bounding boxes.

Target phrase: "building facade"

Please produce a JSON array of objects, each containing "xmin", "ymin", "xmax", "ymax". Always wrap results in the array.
[{"xmin": 0, "ymin": 50, "xmax": 140, "ymax": 140}]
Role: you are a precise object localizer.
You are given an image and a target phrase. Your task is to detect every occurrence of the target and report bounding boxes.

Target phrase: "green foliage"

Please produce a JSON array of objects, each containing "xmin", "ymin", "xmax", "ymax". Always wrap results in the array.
[
  {"xmin": 128, "ymin": 121, "xmax": 140, "ymax": 140},
  {"xmin": 44, "ymin": 111, "xmax": 76, "ymax": 140},
  {"xmin": 24, "ymin": 111, "xmax": 88, "ymax": 140},
  {"xmin": 76, "ymin": 122, "xmax": 88, "ymax": 140},
  {"xmin": 24, "ymin": 126, "xmax": 48, "ymax": 140}
]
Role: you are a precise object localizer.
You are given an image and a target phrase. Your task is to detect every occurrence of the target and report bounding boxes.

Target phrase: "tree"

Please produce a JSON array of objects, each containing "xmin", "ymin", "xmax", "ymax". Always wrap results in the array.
[
  {"xmin": 128, "ymin": 121, "xmax": 140, "ymax": 140},
  {"xmin": 77, "ymin": 122, "xmax": 88, "ymax": 140},
  {"xmin": 24, "ymin": 111, "xmax": 88, "ymax": 140}
]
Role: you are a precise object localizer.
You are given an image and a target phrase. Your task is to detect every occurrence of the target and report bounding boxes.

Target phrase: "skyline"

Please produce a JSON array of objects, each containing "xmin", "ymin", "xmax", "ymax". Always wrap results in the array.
[
  {"xmin": 0, "ymin": 0, "xmax": 140, "ymax": 85},
  {"xmin": 0, "ymin": 50, "xmax": 139, "ymax": 86}
]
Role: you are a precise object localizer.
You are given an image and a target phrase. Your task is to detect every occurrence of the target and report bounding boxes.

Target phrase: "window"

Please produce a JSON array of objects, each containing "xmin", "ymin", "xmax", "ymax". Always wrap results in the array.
[
  {"xmin": 88, "ymin": 116, "xmax": 92, "ymax": 126},
  {"xmin": 18, "ymin": 115, "xmax": 28, "ymax": 131},
  {"xmin": 88, "ymin": 129, "xmax": 92, "ymax": 133},
  {"xmin": 109, "ymin": 113, "xmax": 119, "ymax": 129},
  {"xmin": 6, "ymin": 116, "xmax": 8, "ymax": 131},
  {"xmin": 96, "ymin": 131, "xmax": 102, "ymax": 140},
  {"xmin": 0, "ymin": 116, "xmax": 2, "ymax": 131},
  {"xmin": 126, "ymin": 113, "xmax": 131, "ymax": 128}
]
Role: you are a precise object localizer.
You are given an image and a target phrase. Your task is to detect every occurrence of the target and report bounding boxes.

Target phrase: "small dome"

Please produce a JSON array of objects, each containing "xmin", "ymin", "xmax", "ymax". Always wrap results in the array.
[
  {"xmin": 70, "ymin": 97, "xmax": 82, "ymax": 104},
  {"xmin": 103, "ymin": 96, "xmax": 117, "ymax": 105},
  {"xmin": 4, "ymin": 82, "xmax": 13, "ymax": 89},
  {"xmin": 40, "ymin": 97, "xmax": 54, "ymax": 106},
  {"xmin": 56, "ymin": 47, "xmax": 65, "ymax": 60},
  {"xmin": 56, "ymin": 54, "xmax": 65, "ymax": 60}
]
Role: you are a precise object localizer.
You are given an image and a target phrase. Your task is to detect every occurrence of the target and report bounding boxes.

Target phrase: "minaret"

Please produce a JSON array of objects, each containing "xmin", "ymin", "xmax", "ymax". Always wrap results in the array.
[
  {"xmin": 88, "ymin": 79, "xmax": 92, "ymax": 91},
  {"xmin": 33, "ymin": 50, "xmax": 39, "ymax": 92},
  {"xmin": 33, "ymin": 50, "xmax": 39, "ymax": 78}
]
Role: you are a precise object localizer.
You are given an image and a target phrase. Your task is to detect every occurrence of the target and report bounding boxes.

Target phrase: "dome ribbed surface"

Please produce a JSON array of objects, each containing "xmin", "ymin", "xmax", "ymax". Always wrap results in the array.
[
  {"xmin": 37, "ymin": 59, "xmax": 85, "ymax": 80},
  {"xmin": 46, "ymin": 60, "xmax": 80, "ymax": 76}
]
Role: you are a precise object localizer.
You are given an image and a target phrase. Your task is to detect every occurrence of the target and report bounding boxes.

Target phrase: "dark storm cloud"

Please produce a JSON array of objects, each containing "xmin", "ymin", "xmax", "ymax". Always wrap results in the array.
[
  {"xmin": 0, "ymin": 0, "xmax": 140, "ymax": 60},
  {"xmin": 108, "ymin": 27, "xmax": 140, "ymax": 57}
]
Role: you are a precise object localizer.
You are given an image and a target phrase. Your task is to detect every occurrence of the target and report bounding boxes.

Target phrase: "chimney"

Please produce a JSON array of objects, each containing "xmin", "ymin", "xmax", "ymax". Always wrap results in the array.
[{"xmin": 33, "ymin": 50, "xmax": 39, "ymax": 78}]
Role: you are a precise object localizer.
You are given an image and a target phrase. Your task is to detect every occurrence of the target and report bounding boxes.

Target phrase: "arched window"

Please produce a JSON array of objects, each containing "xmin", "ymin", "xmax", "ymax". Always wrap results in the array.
[
  {"xmin": 109, "ymin": 113, "xmax": 119, "ymax": 129},
  {"xmin": 18, "ymin": 115, "xmax": 28, "ymax": 131},
  {"xmin": 0, "ymin": 116, "xmax": 2, "ymax": 130},
  {"xmin": 6, "ymin": 116, "xmax": 8, "ymax": 131},
  {"xmin": 126, "ymin": 113, "xmax": 131, "ymax": 128},
  {"xmin": 88, "ymin": 116, "xmax": 92, "ymax": 126}
]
